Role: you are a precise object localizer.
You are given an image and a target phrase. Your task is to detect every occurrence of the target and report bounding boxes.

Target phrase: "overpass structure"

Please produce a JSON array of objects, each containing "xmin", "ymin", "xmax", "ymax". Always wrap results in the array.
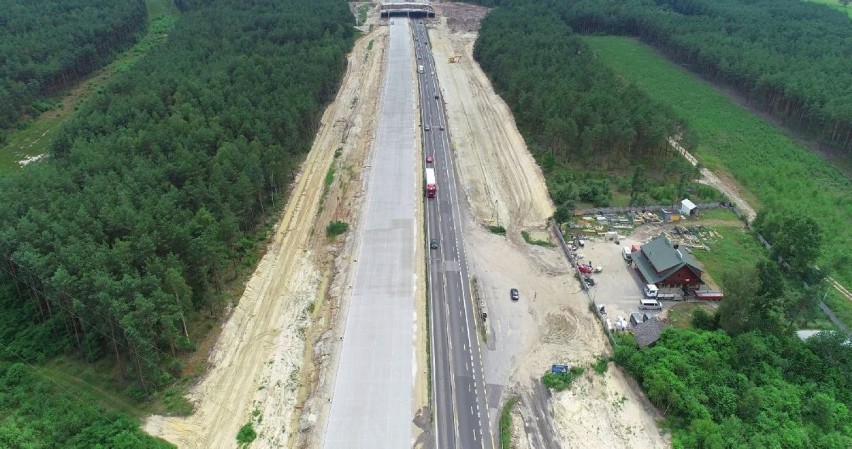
[{"xmin": 380, "ymin": 2, "xmax": 436, "ymax": 18}]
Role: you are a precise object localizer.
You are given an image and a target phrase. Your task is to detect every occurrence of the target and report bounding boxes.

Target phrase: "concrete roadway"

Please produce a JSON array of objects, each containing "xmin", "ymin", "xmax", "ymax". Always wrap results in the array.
[
  {"xmin": 323, "ymin": 19, "xmax": 417, "ymax": 449},
  {"xmin": 414, "ymin": 21, "xmax": 494, "ymax": 449}
]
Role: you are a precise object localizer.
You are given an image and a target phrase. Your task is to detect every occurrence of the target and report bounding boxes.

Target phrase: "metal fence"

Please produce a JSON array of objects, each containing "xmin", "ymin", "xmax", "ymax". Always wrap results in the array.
[
  {"xmin": 575, "ymin": 201, "xmax": 729, "ymax": 216},
  {"xmin": 551, "ymin": 220, "xmax": 616, "ymax": 347}
]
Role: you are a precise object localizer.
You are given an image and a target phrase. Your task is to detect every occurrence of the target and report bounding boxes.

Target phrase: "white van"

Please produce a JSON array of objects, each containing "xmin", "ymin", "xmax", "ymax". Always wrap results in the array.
[
  {"xmin": 639, "ymin": 299, "xmax": 662, "ymax": 310},
  {"xmin": 643, "ymin": 284, "xmax": 658, "ymax": 298},
  {"xmin": 622, "ymin": 247, "xmax": 632, "ymax": 261}
]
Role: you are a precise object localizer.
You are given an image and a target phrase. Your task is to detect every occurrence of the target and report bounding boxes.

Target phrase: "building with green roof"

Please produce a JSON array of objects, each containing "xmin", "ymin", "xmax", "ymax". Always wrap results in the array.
[{"xmin": 632, "ymin": 235, "xmax": 703, "ymax": 288}]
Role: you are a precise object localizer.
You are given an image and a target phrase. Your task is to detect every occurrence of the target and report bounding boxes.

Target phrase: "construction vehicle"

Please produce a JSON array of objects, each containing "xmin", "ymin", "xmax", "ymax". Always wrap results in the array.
[
  {"xmin": 425, "ymin": 168, "xmax": 437, "ymax": 198},
  {"xmin": 448, "ymin": 55, "xmax": 462, "ymax": 63}
]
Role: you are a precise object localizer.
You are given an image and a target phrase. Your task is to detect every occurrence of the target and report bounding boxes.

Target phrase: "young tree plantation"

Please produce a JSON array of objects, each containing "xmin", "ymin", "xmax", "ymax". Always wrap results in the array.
[
  {"xmin": 564, "ymin": 0, "xmax": 852, "ymax": 151},
  {"xmin": 475, "ymin": 0, "xmax": 852, "ymax": 152}
]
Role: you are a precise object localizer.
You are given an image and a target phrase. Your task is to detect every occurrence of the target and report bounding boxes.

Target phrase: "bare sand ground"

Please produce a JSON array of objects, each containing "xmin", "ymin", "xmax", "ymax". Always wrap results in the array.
[
  {"xmin": 143, "ymin": 22, "xmax": 391, "ymax": 449},
  {"xmin": 428, "ymin": 17, "xmax": 553, "ymax": 232},
  {"xmin": 429, "ymin": 12, "xmax": 670, "ymax": 448},
  {"xmin": 550, "ymin": 369, "xmax": 668, "ymax": 448}
]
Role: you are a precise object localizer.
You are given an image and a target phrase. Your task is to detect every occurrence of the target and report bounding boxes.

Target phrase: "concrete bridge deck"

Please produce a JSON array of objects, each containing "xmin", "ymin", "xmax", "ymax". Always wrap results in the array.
[{"xmin": 380, "ymin": 2, "xmax": 436, "ymax": 18}]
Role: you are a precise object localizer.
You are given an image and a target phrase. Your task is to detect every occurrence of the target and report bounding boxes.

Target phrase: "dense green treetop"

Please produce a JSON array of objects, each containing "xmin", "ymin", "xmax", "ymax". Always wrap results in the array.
[
  {"xmin": 475, "ymin": 4, "xmax": 683, "ymax": 164},
  {"xmin": 616, "ymin": 326, "xmax": 851, "ymax": 448},
  {"xmin": 473, "ymin": 3, "xmax": 699, "ymax": 214},
  {"xmin": 0, "ymin": 0, "xmax": 147, "ymax": 135},
  {"xmin": 616, "ymin": 252, "xmax": 851, "ymax": 448},
  {"xmin": 0, "ymin": 0, "xmax": 354, "ymax": 394}
]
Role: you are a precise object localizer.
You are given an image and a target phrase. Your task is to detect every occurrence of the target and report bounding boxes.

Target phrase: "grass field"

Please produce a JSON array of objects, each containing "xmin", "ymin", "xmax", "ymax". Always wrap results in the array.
[
  {"xmin": 805, "ymin": 0, "xmax": 852, "ymax": 18},
  {"xmin": 0, "ymin": 0, "xmax": 180, "ymax": 172},
  {"xmin": 584, "ymin": 36, "xmax": 852, "ymax": 289},
  {"xmin": 691, "ymin": 222, "xmax": 766, "ymax": 287},
  {"xmin": 823, "ymin": 289, "xmax": 852, "ymax": 331},
  {"xmin": 36, "ymin": 357, "xmax": 148, "ymax": 417},
  {"xmin": 666, "ymin": 302, "xmax": 718, "ymax": 329},
  {"xmin": 688, "ymin": 221, "xmax": 841, "ymax": 329}
]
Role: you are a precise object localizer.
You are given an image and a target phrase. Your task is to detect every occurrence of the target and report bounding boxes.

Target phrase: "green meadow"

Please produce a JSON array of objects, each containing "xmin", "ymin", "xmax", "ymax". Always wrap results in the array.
[
  {"xmin": 805, "ymin": 0, "xmax": 852, "ymax": 18},
  {"xmin": 584, "ymin": 36, "xmax": 852, "ymax": 288},
  {"xmin": 0, "ymin": 0, "xmax": 179, "ymax": 172}
]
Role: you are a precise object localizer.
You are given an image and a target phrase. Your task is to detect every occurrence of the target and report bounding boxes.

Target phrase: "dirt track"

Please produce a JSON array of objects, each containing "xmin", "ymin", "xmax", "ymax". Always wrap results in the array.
[{"xmin": 143, "ymin": 24, "xmax": 388, "ymax": 449}]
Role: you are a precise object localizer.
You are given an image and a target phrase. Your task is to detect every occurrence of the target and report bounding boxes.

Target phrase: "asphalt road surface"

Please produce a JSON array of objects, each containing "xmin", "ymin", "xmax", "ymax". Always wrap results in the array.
[
  {"xmin": 523, "ymin": 379, "xmax": 561, "ymax": 448},
  {"xmin": 323, "ymin": 19, "xmax": 417, "ymax": 449},
  {"xmin": 415, "ymin": 21, "xmax": 494, "ymax": 449}
]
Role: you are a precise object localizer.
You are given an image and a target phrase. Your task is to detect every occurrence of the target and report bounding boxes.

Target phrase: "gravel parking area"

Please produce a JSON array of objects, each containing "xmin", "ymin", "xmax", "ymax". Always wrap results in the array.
[{"xmin": 576, "ymin": 236, "xmax": 675, "ymax": 325}]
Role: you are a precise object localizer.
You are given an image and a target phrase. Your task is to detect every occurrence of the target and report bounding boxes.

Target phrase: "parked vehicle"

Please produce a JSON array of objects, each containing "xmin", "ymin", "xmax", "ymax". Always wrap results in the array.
[
  {"xmin": 639, "ymin": 299, "xmax": 662, "ymax": 310},
  {"xmin": 643, "ymin": 284, "xmax": 659, "ymax": 298},
  {"xmin": 622, "ymin": 246, "xmax": 633, "ymax": 261},
  {"xmin": 426, "ymin": 155, "xmax": 432, "ymax": 163},
  {"xmin": 510, "ymin": 288, "xmax": 519, "ymax": 301},
  {"xmin": 551, "ymin": 364, "xmax": 569, "ymax": 374},
  {"xmin": 430, "ymin": 239, "xmax": 438, "ymax": 249},
  {"xmin": 418, "ymin": 65, "xmax": 424, "ymax": 74}
]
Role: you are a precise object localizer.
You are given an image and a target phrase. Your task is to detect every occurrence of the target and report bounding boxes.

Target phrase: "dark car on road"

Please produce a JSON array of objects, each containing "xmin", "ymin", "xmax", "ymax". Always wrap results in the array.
[
  {"xmin": 510, "ymin": 288, "xmax": 519, "ymax": 301},
  {"xmin": 430, "ymin": 239, "xmax": 438, "ymax": 249}
]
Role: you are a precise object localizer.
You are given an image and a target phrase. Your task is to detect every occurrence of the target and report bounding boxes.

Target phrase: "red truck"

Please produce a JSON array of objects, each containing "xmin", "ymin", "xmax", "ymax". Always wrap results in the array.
[{"xmin": 425, "ymin": 168, "xmax": 436, "ymax": 198}]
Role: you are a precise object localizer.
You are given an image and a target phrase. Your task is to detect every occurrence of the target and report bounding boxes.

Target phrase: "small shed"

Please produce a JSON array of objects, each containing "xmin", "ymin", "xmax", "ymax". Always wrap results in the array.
[{"xmin": 680, "ymin": 199, "xmax": 698, "ymax": 217}]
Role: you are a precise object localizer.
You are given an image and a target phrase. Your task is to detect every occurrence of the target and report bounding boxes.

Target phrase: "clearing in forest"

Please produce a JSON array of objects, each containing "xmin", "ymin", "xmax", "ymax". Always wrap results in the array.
[
  {"xmin": 0, "ymin": 0, "xmax": 179, "ymax": 171},
  {"xmin": 805, "ymin": 0, "xmax": 852, "ymax": 18},
  {"xmin": 583, "ymin": 35, "xmax": 852, "ymax": 289}
]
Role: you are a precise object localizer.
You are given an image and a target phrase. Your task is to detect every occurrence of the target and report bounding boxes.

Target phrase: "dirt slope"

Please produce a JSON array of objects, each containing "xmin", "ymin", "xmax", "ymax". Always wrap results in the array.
[
  {"xmin": 143, "ymin": 26, "xmax": 387, "ymax": 449},
  {"xmin": 428, "ymin": 21, "xmax": 553, "ymax": 232}
]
